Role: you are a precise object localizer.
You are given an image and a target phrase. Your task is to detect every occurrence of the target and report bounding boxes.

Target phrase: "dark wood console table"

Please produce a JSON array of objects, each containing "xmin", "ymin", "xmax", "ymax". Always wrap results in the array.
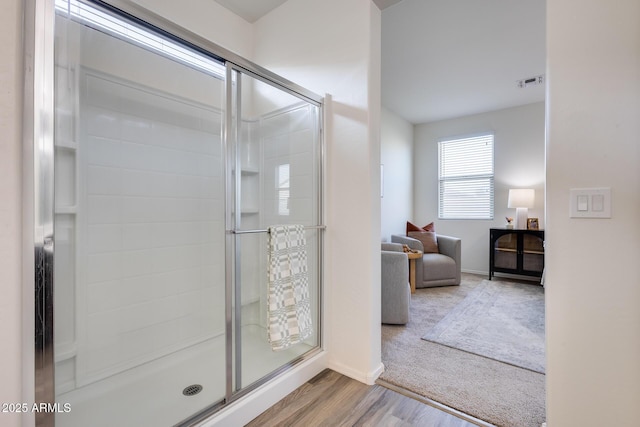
[{"xmin": 489, "ymin": 228, "xmax": 544, "ymax": 281}]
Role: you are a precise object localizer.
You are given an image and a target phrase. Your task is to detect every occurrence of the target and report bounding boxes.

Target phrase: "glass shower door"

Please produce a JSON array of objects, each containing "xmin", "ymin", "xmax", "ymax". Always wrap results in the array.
[
  {"xmin": 45, "ymin": 2, "xmax": 324, "ymax": 425},
  {"xmin": 229, "ymin": 69, "xmax": 322, "ymax": 390},
  {"xmin": 53, "ymin": 3, "xmax": 227, "ymax": 425}
]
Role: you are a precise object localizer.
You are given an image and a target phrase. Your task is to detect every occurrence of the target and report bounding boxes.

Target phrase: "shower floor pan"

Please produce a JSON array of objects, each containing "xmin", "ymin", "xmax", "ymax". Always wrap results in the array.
[{"xmin": 55, "ymin": 324, "xmax": 312, "ymax": 427}]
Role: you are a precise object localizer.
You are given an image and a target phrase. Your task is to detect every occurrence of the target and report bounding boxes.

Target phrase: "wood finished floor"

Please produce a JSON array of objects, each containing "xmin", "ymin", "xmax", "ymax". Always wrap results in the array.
[{"xmin": 245, "ymin": 369, "xmax": 480, "ymax": 427}]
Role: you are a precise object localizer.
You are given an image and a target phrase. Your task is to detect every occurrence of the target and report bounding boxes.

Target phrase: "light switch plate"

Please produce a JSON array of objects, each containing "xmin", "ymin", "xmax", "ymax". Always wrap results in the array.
[
  {"xmin": 570, "ymin": 187, "xmax": 611, "ymax": 218},
  {"xmin": 592, "ymin": 194, "xmax": 604, "ymax": 211},
  {"xmin": 577, "ymin": 195, "xmax": 589, "ymax": 211}
]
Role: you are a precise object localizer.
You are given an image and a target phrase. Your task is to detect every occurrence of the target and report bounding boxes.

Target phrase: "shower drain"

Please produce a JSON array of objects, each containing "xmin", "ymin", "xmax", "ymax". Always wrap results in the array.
[{"xmin": 182, "ymin": 384, "xmax": 203, "ymax": 396}]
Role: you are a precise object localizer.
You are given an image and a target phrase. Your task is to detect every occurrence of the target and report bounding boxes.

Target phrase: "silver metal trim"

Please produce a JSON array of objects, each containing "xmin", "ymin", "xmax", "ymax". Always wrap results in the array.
[
  {"xmin": 225, "ymin": 346, "xmax": 323, "ymax": 405},
  {"xmin": 224, "ymin": 64, "xmax": 234, "ymax": 403},
  {"xmin": 232, "ymin": 66, "xmax": 243, "ymax": 393},
  {"xmin": 29, "ymin": 0, "xmax": 56, "ymax": 425},
  {"xmin": 229, "ymin": 225, "xmax": 327, "ymax": 235},
  {"xmin": 317, "ymin": 102, "xmax": 325, "ymax": 351},
  {"xmin": 172, "ymin": 399, "xmax": 226, "ymax": 427},
  {"xmin": 376, "ymin": 379, "xmax": 496, "ymax": 427},
  {"xmin": 229, "ymin": 63, "xmax": 322, "ymax": 108}
]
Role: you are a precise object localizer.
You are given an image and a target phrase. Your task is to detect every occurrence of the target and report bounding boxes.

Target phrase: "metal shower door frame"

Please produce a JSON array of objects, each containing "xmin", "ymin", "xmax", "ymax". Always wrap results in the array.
[{"xmin": 27, "ymin": 0, "xmax": 325, "ymax": 425}]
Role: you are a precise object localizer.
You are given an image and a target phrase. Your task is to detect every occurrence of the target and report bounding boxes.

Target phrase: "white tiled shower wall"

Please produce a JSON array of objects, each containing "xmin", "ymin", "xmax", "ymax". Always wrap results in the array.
[
  {"xmin": 262, "ymin": 104, "xmax": 317, "ymax": 228},
  {"xmin": 54, "ymin": 72, "xmax": 320, "ymax": 394},
  {"xmin": 237, "ymin": 104, "xmax": 319, "ymax": 332},
  {"xmin": 71, "ymin": 72, "xmax": 225, "ymax": 387},
  {"xmin": 256, "ymin": 104, "xmax": 320, "ymax": 339}
]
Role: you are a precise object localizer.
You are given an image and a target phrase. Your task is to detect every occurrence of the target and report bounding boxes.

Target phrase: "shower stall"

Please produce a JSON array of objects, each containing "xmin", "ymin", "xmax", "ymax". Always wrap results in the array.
[{"xmin": 33, "ymin": 1, "xmax": 324, "ymax": 425}]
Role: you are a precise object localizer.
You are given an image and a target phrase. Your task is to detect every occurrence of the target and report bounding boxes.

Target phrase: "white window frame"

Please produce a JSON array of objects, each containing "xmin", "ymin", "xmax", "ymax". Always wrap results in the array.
[
  {"xmin": 438, "ymin": 133, "xmax": 494, "ymax": 220},
  {"xmin": 277, "ymin": 163, "xmax": 290, "ymax": 216}
]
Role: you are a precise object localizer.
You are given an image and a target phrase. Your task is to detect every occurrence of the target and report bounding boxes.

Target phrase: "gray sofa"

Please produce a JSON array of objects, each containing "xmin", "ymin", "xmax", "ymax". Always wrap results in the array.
[
  {"xmin": 391, "ymin": 234, "xmax": 461, "ymax": 288},
  {"xmin": 381, "ymin": 243, "xmax": 410, "ymax": 324}
]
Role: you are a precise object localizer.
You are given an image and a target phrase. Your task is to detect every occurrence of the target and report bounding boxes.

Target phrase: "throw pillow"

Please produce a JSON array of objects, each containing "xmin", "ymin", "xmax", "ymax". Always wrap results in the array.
[
  {"xmin": 406, "ymin": 221, "xmax": 435, "ymax": 233},
  {"xmin": 406, "ymin": 221, "xmax": 439, "ymax": 253},
  {"xmin": 408, "ymin": 230, "xmax": 439, "ymax": 254}
]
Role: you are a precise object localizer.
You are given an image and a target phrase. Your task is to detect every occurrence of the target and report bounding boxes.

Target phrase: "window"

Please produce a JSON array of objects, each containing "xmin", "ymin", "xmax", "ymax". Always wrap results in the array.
[
  {"xmin": 438, "ymin": 134, "xmax": 494, "ymax": 219},
  {"xmin": 277, "ymin": 163, "xmax": 290, "ymax": 216}
]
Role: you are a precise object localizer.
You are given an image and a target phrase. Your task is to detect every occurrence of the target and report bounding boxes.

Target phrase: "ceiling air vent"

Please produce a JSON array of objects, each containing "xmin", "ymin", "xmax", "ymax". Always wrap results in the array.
[{"xmin": 517, "ymin": 75, "xmax": 544, "ymax": 88}]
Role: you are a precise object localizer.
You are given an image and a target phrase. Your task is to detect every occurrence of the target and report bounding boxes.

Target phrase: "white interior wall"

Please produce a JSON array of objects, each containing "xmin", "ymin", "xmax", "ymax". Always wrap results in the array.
[
  {"xmin": 367, "ymin": 6, "xmax": 382, "ymax": 375},
  {"xmin": 414, "ymin": 102, "xmax": 545, "ymax": 274},
  {"xmin": 546, "ymin": 0, "xmax": 640, "ymax": 425},
  {"xmin": 252, "ymin": 0, "xmax": 383, "ymax": 384},
  {"xmin": 129, "ymin": 0, "xmax": 254, "ymax": 60},
  {"xmin": 380, "ymin": 107, "xmax": 413, "ymax": 241},
  {"xmin": 0, "ymin": 0, "xmax": 23, "ymax": 426}
]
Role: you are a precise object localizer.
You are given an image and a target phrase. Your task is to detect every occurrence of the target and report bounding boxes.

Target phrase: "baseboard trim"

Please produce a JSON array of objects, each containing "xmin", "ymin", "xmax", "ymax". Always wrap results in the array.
[
  {"xmin": 376, "ymin": 379, "xmax": 496, "ymax": 427},
  {"xmin": 462, "ymin": 269, "xmax": 489, "ymax": 276},
  {"xmin": 327, "ymin": 360, "xmax": 385, "ymax": 385}
]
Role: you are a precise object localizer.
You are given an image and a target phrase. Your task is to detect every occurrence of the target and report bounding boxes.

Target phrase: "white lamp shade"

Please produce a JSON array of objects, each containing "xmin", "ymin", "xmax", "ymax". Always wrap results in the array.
[{"xmin": 508, "ymin": 189, "xmax": 535, "ymax": 208}]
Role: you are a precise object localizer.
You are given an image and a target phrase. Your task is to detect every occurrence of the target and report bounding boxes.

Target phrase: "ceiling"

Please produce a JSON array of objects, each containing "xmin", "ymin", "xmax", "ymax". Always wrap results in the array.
[
  {"xmin": 214, "ymin": 0, "xmax": 403, "ymax": 21},
  {"xmin": 382, "ymin": 0, "xmax": 546, "ymax": 124},
  {"xmin": 214, "ymin": 0, "xmax": 289, "ymax": 23},
  {"xmin": 214, "ymin": 0, "xmax": 546, "ymax": 124}
]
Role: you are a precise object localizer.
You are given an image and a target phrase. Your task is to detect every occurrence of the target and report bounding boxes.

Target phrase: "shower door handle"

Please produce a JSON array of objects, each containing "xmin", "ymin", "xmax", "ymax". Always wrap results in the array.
[{"xmin": 228, "ymin": 225, "xmax": 326, "ymax": 235}]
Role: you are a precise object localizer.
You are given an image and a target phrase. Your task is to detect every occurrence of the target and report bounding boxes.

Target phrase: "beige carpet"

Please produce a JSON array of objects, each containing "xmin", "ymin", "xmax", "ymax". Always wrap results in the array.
[
  {"xmin": 379, "ymin": 274, "xmax": 546, "ymax": 427},
  {"xmin": 423, "ymin": 279, "xmax": 545, "ymax": 374}
]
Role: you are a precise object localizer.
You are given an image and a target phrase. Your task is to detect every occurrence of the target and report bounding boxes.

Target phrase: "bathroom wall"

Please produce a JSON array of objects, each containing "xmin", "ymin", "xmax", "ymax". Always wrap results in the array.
[{"xmin": 73, "ymin": 71, "xmax": 225, "ymax": 386}]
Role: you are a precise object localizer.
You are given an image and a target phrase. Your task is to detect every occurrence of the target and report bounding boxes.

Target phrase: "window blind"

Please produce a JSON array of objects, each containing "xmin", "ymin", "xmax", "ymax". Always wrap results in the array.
[{"xmin": 438, "ymin": 134, "xmax": 494, "ymax": 219}]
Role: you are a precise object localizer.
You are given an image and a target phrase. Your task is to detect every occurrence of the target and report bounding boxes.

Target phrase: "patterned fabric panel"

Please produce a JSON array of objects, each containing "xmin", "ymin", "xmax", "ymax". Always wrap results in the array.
[{"xmin": 267, "ymin": 224, "xmax": 313, "ymax": 351}]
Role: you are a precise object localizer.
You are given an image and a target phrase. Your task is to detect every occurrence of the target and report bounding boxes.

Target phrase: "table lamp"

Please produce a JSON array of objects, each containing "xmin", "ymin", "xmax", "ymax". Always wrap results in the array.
[{"xmin": 508, "ymin": 189, "xmax": 535, "ymax": 229}]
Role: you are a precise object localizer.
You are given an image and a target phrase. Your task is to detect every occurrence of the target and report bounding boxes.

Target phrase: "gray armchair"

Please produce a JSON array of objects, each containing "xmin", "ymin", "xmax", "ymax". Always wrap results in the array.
[
  {"xmin": 391, "ymin": 234, "xmax": 461, "ymax": 288},
  {"xmin": 381, "ymin": 243, "xmax": 410, "ymax": 324}
]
